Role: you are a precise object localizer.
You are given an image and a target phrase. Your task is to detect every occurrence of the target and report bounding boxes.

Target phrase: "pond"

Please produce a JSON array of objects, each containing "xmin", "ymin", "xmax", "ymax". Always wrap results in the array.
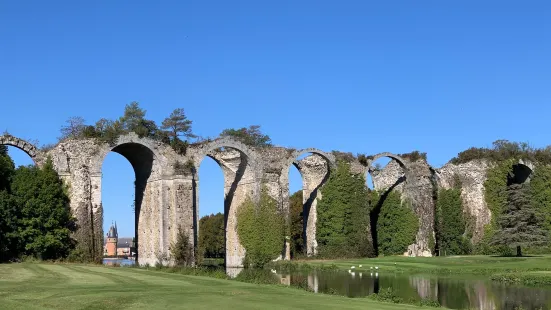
[
  {"xmin": 101, "ymin": 259, "xmax": 551, "ymax": 309},
  {"xmin": 268, "ymin": 269, "xmax": 551, "ymax": 310},
  {"xmin": 102, "ymin": 258, "xmax": 136, "ymax": 266}
]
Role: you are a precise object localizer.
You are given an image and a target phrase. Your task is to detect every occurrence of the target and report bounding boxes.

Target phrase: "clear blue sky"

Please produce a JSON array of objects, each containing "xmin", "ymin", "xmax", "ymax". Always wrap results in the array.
[{"xmin": 1, "ymin": 1, "xmax": 550, "ymax": 237}]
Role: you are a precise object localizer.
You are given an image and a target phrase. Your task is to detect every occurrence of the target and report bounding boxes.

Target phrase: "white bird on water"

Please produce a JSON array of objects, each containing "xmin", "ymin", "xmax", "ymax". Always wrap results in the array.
[
  {"xmin": 351, "ymin": 266, "xmax": 355, "ymax": 269},
  {"xmin": 375, "ymin": 266, "xmax": 379, "ymax": 270},
  {"xmin": 359, "ymin": 265, "xmax": 362, "ymax": 268}
]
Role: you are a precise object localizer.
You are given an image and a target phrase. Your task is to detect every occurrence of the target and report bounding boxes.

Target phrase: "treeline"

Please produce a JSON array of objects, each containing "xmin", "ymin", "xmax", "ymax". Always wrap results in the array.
[
  {"xmin": 451, "ymin": 140, "xmax": 551, "ymax": 165},
  {"xmin": 0, "ymin": 147, "xmax": 75, "ymax": 262}
]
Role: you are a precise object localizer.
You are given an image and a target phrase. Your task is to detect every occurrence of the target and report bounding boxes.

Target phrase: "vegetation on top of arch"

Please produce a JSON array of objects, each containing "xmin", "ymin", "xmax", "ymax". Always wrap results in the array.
[
  {"xmin": 56, "ymin": 102, "xmax": 273, "ymax": 154},
  {"xmin": 450, "ymin": 140, "xmax": 551, "ymax": 165}
]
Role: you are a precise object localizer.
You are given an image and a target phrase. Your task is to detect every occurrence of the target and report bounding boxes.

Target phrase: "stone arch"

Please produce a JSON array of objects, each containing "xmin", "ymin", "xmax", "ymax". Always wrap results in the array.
[
  {"xmin": 283, "ymin": 148, "xmax": 335, "ymax": 257},
  {"xmin": 90, "ymin": 133, "xmax": 165, "ymax": 266},
  {"xmin": 0, "ymin": 134, "xmax": 40, "ymax": 164},
  {"xmin": 192, "ymin": 137, "xmax": 261, "ymax": 268},
  {"xmin": 193, "ymin": 136, "xmax": 261, "ymax": 179},
  {"xmin": 508, "ymin": 159, "xmax": 534, "ymax": 185},
  {"xmin": 367, "ymin": 152, "xmax": 408, "ymax": 173},
  {"xmin": 366, "ymin": 152, "xmax": 410, "ymax": 257}
]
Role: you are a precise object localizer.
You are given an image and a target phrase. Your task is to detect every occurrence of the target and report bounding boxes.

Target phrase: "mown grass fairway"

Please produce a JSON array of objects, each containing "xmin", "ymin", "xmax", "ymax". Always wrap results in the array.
[
  {"xmin": 298, "ymin": 255, "xmax": 551, "ymax": 275},
  {"xmin": 0, "ymin": 263, "xmax": 439, "ymax": 310}
]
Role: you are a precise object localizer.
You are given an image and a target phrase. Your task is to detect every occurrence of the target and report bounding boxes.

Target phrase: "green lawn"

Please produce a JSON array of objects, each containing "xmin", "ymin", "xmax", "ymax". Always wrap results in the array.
[
  {"xmin": 297, "ymin": 255, "xmax": 551, "ymax": 275},
  {"xmin": 0, "ymin": 263, "xmax": 438, "ymax": 310}
]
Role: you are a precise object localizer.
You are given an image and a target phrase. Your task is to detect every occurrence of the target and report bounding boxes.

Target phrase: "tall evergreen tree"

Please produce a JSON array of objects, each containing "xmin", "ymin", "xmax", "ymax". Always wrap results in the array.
[
  {"xmin": 316, "ymin": 161, "xmax": 373, "ymax": 257},
  {"xmin": 161, "ymin": 108, "xmax": 195, "ymax": 139},
  {"xmin": 491, "ymin": 183, "xmax": 548, "ymax": 257}
]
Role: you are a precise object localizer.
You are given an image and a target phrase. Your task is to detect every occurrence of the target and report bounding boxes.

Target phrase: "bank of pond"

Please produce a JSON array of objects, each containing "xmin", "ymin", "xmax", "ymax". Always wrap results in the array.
[{"xmin": 102, "ymin": 258, "xmax": 551, "ymax": 309}]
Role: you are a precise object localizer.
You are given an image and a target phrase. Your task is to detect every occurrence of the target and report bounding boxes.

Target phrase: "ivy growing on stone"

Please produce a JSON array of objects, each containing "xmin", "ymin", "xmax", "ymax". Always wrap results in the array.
[
  {"xmin": 236, "ymin": 188, "xmax": 285, "ymax": 268},
  {"xmin": 316, "ymin": 161, "xmax": 374, "ymax": 258}
]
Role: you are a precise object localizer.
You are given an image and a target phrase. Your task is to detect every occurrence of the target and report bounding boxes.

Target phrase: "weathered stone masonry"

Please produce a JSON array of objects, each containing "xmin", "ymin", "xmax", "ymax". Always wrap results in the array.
[{"xmin": 1, "ymin": 133, "xmax": 488, "ymax": 266}]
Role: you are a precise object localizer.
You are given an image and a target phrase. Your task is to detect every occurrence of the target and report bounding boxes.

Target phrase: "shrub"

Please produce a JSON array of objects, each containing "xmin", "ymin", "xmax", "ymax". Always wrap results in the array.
[{"xmin": 171, "ymin": 226, "xmax": 194, "ymax": 267}]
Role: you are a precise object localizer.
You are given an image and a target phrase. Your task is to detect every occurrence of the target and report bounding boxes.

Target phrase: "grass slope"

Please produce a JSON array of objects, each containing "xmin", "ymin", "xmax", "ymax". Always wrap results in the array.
[
  {"xmin": 297, "ymin": 255, "xmax": 551, "ymax": 275},
  {"xmin": 0, "ymin": 263, "xmax": 437, "ymax": 310}
]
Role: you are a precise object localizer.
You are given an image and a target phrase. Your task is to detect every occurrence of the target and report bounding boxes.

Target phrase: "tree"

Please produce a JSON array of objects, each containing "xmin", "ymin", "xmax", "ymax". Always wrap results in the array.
[
  {"xmin": 491, "ymin": 183, "xmax": 548, "ymax": 257},
  {"xmin": 10, "ymin": 158, "xmax": 76, "ymax": 260},
  {"xmin": 60, "ymin": 116, "xmax": 86, "ymax": 140},
  {"xmin": 316, "ymin": 161, "xmax": 373, "ymax": 258},
  {"xmin": 0, "ymin": 147, "xmax": 17, "ymax": 262},
  {"xmin": 119, "ymin": 101, "xmax": 146, "ymax": 132},
  {"xmin": 289, "ymin": 190, "xmax": 304, "ymax": 257},
  {"xmin": 220, "ymin": 125, "xmax": 272, "ymax": 147},
  {"xmin": 171, "ymin": 225, "xmax": 194, "ymax": 267},
  {"xmin": 161, "ymin": 108, "xmax": 195, "ymax": 139},
  {"xmin": 198, "ymin": 213, "xmax": 225, "ymax": 259}
]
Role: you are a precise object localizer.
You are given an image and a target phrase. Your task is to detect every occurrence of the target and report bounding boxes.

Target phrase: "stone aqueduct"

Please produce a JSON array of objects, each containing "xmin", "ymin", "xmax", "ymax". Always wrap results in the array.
[{"xmin": 0, "ymin": 133, "xmax": 429, "ymax": 267}]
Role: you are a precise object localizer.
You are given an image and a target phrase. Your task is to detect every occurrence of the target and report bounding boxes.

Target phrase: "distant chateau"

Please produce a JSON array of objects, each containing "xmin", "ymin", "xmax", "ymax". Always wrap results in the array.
[{"xmin": 103, "ymin": 222, "xmax": 135, "ymax": 257}]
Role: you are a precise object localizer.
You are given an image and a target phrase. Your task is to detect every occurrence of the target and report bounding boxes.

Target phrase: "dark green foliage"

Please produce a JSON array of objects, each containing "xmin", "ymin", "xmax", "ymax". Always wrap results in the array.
[
  {"xmin": 220, "ymin": 125, "xmax": 271, "ymax": 147},
  {"xmin": 11, "ymin": 159, "xmax": 76, "ymax": 260},
  {"xmin": 491, "ymin": 183, "xmax": 548, "ymax": 256},
  {"xmin": 0, "ymin": 149, "xmax": 18, "ymax": 261},
  {"xmin": 356, "ymin": 154, "xmax": 370, "ymax": 166},
  {"xmin": 171, "ymin": 226, "xmax": 194, "ymax": 266},
  {"xmin": 529, "ymin": 165, "xmax": 551, "ymax": 234},
  {"xmin": 236, "ymin": 189, "xmax": 284, "ymax": 267},
  {"xmin": 198, "ymin": 213, "xmax": 225, "ymax": 259},
  {"xmin": 398, "ymin": 151, "xmax": 427, "ymax": 162},
  {"xmin": 0, "ymin": 145, "xmax": 14, "ymax": 191},
  {"xmin": 316, "ymin": 161, "xmax": 374, "ymax": 258},
  {"xmin": 289, "ymin": 190, "xmax": 304, "ymax": 257},
  {"xmin": 435, "ymin": 179, "xmax": 471, "ymax": 256},
  {"xmin": 451, "ymin": 140, "xmax": 551, "ymax": 165},
  {"xmin": 375, "ymin": 191, "xmax": 419, "ymax": 255},
  {"xmin": 170, "ymin": 137, "xmax": 188, "ymax": 155},
  {"xmin": 477, "ymin": 160, "xmax": 513, "ymax": 254},
  {"xmin": 161, "ymin": 108, "xmax": 195, "ymax": 139}
]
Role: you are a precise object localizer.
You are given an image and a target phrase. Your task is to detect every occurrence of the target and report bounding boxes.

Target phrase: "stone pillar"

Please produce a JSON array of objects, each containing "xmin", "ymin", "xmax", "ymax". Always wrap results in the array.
[
  {"xmin": 209, "ymin": 150, "xmax": 257, "ymax": 268},
  {"xmin": 164, "ymin": 175, "xmax": 196, "ymax": 265},
  {"xmin": 296, "ymin": 155, "xmax": 329, "ymax": 257}
]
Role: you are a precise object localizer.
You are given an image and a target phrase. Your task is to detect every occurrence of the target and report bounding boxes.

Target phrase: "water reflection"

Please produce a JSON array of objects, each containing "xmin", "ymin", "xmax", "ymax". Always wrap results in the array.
[{"xmin": 274, "ymin": 269, "xmax": 551, "ymax": 310}]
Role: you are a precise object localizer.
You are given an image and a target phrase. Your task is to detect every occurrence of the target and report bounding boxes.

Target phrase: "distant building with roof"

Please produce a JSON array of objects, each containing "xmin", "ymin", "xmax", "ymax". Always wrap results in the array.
[{"xmin": 103, "ymin": 221, "xmax": 136, "ymax": 258}]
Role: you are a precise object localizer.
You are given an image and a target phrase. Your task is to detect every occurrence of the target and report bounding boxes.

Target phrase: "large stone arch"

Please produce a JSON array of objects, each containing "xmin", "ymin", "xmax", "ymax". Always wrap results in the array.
[
  {"xmin": 367, "ymin": 152, "xmax": 408, "ymax": 173},
  {"xmin": 191, "ymin": 137, "xmax": 261, "ymax": 268},
  {"xmin": 89, "ymin": 133, "xmax": 166, "ymax": 266},
  {"xmin": 282, "ymin": 148, "xmax": 336, "ymax": 257},
  {"xmin": 0, "ymin": 134, "xmax": 40, "ymax": 164}
]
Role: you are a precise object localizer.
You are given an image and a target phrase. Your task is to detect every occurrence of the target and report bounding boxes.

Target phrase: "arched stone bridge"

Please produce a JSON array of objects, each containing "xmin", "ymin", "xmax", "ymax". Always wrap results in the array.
[{"xmin": 0, "ymin": 133, "xmax": 422, "ymax": 266}]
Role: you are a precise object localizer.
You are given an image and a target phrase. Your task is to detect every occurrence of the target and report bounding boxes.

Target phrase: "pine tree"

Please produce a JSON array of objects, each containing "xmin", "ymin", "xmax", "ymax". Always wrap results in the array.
[{"xmin": 491, "ymin": 183, "xmax": 548, "ymax": 257}]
